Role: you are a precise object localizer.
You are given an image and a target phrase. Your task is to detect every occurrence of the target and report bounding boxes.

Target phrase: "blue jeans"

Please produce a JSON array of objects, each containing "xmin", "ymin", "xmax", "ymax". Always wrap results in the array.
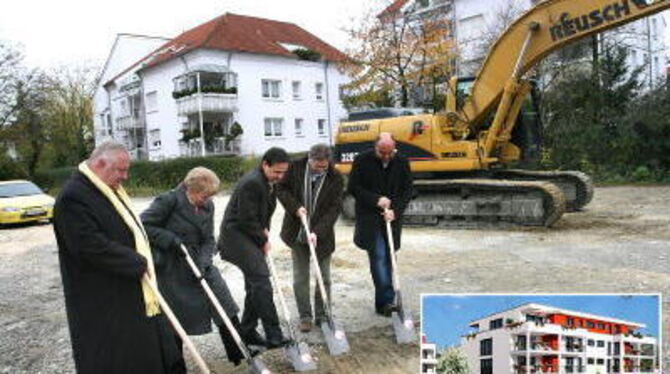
[{"xmin": 367, "ymin": 231, "xmax": 395, "ymax": 310}]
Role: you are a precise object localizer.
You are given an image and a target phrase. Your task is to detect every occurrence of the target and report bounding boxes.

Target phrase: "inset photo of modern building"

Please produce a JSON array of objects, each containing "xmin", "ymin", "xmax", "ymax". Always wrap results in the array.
[{"xmin": 421, "ymin": 294, "xmax": 661, "ymax": 374}]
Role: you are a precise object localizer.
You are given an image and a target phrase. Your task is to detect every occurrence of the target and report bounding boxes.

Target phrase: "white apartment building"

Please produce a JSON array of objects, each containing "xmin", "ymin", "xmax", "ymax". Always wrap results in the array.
[
  {"xmin": 94, "ymin": 13, "xmax": 349, "ymax": 160},
  {"xmin": 380, "ymin": 0, "xmax": 667, "ymax": 98},
  {"xmin": 461, "ymin": 303, "xmax": 659, "ymax": 374},
  {"xmin": 421, "ymin": 333, "xmax": 439, "ymax": 374}
]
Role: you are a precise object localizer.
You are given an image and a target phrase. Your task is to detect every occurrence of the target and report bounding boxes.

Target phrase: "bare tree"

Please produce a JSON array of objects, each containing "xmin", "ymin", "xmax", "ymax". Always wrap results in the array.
[
  {"xmin": 42, "ymin": 65, "xmax": 96, "ymax": 167},
  {"xmin": 474, "ymin": 0, "xmax": 528, "ymax": 58},
  {"xmin": 342, "ymin": 1, "xmax": 456, "ymax": 108},
  {"xmin": 0, "ymin": 40, "xmax": 24, "ymax": 128},
  {"xmin": 3, "ymin": 71, "xmax": 51, "ymax": 176}
]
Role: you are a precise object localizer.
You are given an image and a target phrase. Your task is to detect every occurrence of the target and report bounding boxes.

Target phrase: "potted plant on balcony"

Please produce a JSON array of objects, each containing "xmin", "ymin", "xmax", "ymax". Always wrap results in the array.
[
  {"xmin": 293, "ymin": 48, "xmax": 321, "ymax": 62},
  {"xmin": 180, "ymin": 128, "xmax": 201, "ymax": 143},
  {"xmin": 224, "ymin": 121, "xmax": 243, "ymax": 148}
]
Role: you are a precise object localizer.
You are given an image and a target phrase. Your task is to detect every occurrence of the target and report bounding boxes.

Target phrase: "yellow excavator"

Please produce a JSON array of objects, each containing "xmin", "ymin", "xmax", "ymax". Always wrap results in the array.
[{"xmin": 335, "ymin": 0, "xmax": 670, "ymax": 227}]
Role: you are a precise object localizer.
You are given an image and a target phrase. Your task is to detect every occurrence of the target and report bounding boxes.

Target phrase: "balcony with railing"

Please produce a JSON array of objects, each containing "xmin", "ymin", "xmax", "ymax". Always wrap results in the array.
[
  {"xmin": 513, "ymin": 364, "xmax": 560, "ymax": 374},
  {"xmin": 180, "ymin": 138, "xmax": 241, "ymax": 157},
  {"xmin": 512, "ymin": 335, "xmax": 559, "ymax": 354},
  {"xmin": 561, "ymin": 365, "xmax": 586, "ymax": 373},
  {"xmin": 173, "ymin": 65, "xmax": 238, "ymax": 116}
]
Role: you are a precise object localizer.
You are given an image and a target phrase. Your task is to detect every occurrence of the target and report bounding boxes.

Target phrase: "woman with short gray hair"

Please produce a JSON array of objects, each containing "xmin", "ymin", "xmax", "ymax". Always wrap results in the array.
[{"xmin": 141, "ymin": 167, "xmax": 245, "ymax": 367}]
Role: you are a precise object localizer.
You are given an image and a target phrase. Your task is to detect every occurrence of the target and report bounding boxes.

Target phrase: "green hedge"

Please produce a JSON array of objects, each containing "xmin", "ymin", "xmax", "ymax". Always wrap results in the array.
[
  {"xmin": 127, "ymin": 156, "xmax": 247, "ymax": 191},
  {"xmin": 27, "ymin": 151, "xmax": 310, "ymax": 196},
  {"xmin": 33, "ymin": 167, "xmax": 77, "ymax": 191},
  {"xmin": 32, "ymin": 155, "xmax": 257, "ymax": 195}
]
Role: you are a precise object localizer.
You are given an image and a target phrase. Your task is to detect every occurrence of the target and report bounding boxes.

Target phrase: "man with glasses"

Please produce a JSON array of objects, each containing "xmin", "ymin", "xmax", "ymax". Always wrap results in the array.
[
  {"xmin": 277, "ymin": 144, "xmax": 344, "ymax": 332},
  {"xmin": 347, "ymin": 133, "xmax": 414, "ymax": 317}
]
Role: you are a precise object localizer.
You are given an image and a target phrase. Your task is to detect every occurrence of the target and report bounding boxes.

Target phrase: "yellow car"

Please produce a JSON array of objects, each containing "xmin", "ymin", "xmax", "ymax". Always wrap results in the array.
[{"xmin": 0, "ymin": 180, "xmax": 55, "ymax": 225}]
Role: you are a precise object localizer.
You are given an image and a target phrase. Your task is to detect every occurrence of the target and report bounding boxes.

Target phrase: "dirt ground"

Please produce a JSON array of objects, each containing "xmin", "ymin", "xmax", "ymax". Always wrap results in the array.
[{"xmin": 0, "ymin": 185, "xmax": 668, "ymax": 373}]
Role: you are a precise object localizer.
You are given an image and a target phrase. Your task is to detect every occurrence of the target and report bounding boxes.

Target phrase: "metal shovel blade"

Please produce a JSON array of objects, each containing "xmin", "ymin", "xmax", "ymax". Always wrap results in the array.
[
  {"xmin": 320, "ymin": 320, "xmax": 350, "ymax": 356},
  {"xmin": 248, "ymin": 356, "xmax": 272, "ymax": 374},
  {"xmin": 283, "ymin": 341, "xmax": 317, "ymax": 372},
  {"xmin": 391, "ymin": 310, "xmax": 417, "ymax": 344}
]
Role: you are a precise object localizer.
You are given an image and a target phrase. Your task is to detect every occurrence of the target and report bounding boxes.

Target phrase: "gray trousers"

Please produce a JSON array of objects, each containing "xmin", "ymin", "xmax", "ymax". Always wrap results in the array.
[{"xmin": 291, "ymin": 244, "xmax": 331, "ymax": 321}]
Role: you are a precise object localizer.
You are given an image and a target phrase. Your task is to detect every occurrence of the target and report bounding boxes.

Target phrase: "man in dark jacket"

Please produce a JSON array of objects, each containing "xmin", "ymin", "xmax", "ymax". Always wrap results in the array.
[
  {"xmin": 141, "ymin": 167, "xmax": 244, "ymax": 367},
  {"xmin": 218, "ymin": 147, "xmax": 291, "ymax": 349},
  {"xmin": 277, "ymin": 144, "xmax": 344, "ymax": 332},
  {"xmin": 348, "ymin": 133, "xmax": 413, "ymax": 317},
  {"xmin": 53, "ymin": 141, "xmax": 181, "ymax": 374}
]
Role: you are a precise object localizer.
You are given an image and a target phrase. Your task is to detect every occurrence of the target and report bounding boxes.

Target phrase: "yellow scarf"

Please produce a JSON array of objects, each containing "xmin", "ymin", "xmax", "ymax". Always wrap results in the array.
[{"xmin": 78, "ymin": 162, "xmax": 160, "ymax": 317}]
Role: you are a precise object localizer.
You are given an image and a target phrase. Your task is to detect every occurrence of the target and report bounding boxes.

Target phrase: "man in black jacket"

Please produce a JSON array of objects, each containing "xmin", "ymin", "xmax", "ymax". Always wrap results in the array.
[
  {"xmin": 348, "ymin": 133, "xmax": 413, "ymax": 317},
  {"xmin": 277, "ymin": 144, "xmax": 344, "ymax": 332},
  {"xmin": 53, "ymin": 141, "xmax": 181, "ymax": 374},
  {"xmin": 218, "ymin": 147, "xmax": 291, "ymax": 349}
]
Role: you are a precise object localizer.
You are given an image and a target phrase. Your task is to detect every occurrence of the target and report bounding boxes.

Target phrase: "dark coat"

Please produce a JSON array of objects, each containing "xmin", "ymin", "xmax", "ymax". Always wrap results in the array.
[
  {"xmin": 347, "ymin": 150, "xmax": 413, "ymax": 250},
  {"xmin": 217, "ymin": 168, "xmax": 275, "ymax": 276},
  {"xmin": 140, "ymin": 185, "xmax": 239, "ymax": 335},
  {"xmin": 53, "ymin": 171, "xmax": 177, "ymax": 374},
  {"xmin": 276, "ymin": 157, "xmax": 344, "ymax": 258}
]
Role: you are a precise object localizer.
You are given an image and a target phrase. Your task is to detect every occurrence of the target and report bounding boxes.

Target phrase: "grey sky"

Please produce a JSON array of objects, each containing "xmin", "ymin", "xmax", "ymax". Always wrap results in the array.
[{"xmin": 1, "ymin": 1, "xmax": 668, "ymax": 71}]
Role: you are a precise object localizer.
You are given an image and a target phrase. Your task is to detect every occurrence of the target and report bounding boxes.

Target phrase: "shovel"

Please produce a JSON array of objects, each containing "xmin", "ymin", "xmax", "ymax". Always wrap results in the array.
[
  {"xmin": 384, "ymin": 210, "xmax": 417, "ymax": 344},
  {"xmin": 300, "ymin": 215, "xmax": 350, "ymax": 356},
  {"xmin": 179, "ymin": 245, "xmax": 271, "ymax": 374},
  {"xmin": 142, "ymin": 273, "xmax": 214, "ymax": 374},
  {"xmin": 266, "ymin": 251, "xmax": 318, "ymax": 372}
]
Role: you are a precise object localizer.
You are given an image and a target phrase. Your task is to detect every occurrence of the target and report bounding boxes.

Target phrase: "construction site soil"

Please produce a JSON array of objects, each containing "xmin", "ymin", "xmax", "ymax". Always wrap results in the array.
[{"xmin": 1, "ymin": 185, "xmax": 668, "ymax": 373}]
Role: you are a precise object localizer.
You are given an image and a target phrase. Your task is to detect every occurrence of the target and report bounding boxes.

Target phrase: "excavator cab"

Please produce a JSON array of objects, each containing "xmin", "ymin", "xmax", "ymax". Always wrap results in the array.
[{"xmin": 447, "ymin": 74, "xmax": 542, "ymax": 166}]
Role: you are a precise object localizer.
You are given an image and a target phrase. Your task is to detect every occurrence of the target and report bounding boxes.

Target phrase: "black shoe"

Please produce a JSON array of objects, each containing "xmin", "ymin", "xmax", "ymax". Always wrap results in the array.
[
  {"xmin": 241, "ymin": 330, "xmax": 267, "ymax": 347},
  {"xmin": 376, "ymin": 304, "xmax": 397, "ymax": 317},
  {"xmin": 265, "ymin": 336, "xmax": 292, "ymax": 349}
]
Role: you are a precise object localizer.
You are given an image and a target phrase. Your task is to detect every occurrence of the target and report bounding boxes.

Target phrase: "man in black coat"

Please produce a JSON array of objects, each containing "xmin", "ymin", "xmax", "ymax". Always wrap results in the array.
[
  {"xmin": 218, "ymin": 147, "xmax": 291, "ymax": 349},
  {"xmin": 53, "ymin": 141, "xmax": 181, "ymax": 374},
  {"xmin": 276, "ymin": 144, "xmax": 344, "ymax": 332},
  {"xmin": 141, "ymin": 167, "xmax": 243, "ymax": 367},
  {"xmin": 348, "ymin": 133, "xmax": 413, "ymax": 317}
]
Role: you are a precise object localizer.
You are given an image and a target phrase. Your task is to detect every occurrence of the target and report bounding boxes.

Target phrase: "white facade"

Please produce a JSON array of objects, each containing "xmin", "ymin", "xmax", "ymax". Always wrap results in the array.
[
  {"xmin": 93, "ymin": 34, "xmax": 170, "ymax": 146},
  {"xmin": 451, "ymin": 0, "xmax": 667, "ymax": 85},
  {"xmin": 460, "ymin": 303, "xmax": 659, "ymax": 374},
  {"xmin": 398, "ymin": 0, "xmax": 667, "ymax": 85},
  {"xmin": 94, "ymin": 27, "xmax": 348, "ymax": 160},
  {"xmin": 421, "ymin": 334, "xmax": 439, "ymax": 374}
]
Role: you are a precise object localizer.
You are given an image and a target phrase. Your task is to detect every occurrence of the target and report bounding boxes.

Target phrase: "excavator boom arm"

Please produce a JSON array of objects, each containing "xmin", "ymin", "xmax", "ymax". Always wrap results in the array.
[{"xmin": 461, "ymin": 0, "xmax": 670, "ymax": 126}]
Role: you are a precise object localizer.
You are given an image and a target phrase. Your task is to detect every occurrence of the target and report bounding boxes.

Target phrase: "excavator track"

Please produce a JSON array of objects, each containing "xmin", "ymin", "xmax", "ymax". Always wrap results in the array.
[
  {"xmin": 400, "ymin": 178, "xmax": 567, "ymax": 227},
  {"xmin": 489, "ymin": 170, "xmax": 594, "ymax": 211}
]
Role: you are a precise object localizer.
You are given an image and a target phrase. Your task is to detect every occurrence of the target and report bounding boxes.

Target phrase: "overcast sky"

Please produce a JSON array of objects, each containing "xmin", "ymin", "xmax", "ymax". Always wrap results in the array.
[
  {"xmin": 2, "ymin": 1, "xmax": 669, "ymax": 72},
  {"xmin": 0, "ymin": 0, "xmax": 374, "ymax": 70}
]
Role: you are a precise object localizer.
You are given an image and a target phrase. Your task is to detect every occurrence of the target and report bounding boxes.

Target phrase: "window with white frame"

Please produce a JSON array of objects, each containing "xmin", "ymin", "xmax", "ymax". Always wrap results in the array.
[
  {"xmin": 294, "ymin": 118, "xmax": 304, "ymax": 136},
  {"xmin": 315, "ymin": 82, "xmax": 324, "ymax": 100},
  {"xmin": 145, "ymin": 91, "xmax": 158, "ymax": 113},
  {"xmin": 262, "ymin": 79, "xmax": 282, "ymax": 99},
  {"xmin": 652, "ymin": 18, "xmax": 658, "ymax": 39},
  {"xmin": 459, "ymin": 14, "xmax": 485, "ymax": 43},
  {"xmin": 149, "ymin": 129, "xmax": 161, "ymax": 148},
  {"xmin": 106, "ymin": 113, "xmax": 112, "ymax": 135},
  {"xmin": 264, "ymin": 118, "xmax": 283, "ymax": 137},
  {"xmin": 317, "ymin": 119, "xmax": 326, "ymax": 136},
  {"xmin": 119, "ymin": 100, "xmax": 128, "ymax": 117},
  {"xmin": 292, "ymin": 81, "xmax": 301, "ymax": 100}
]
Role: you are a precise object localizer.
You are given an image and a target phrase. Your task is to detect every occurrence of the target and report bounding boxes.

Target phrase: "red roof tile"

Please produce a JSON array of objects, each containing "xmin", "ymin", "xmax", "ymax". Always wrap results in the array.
[
  {"xmin": 105, "ymin": 13, "xmax": 347, "ymax": 86},
  {"xmin": 378, "ymin": 0, "xmax": 409, "ymax": 19}
]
